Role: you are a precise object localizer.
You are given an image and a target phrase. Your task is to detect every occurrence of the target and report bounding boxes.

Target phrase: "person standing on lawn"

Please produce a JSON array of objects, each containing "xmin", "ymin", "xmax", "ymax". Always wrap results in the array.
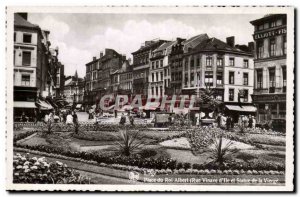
[
  {"xmin": 248, "ymin": 115, "xmax": 253, "ymax": 128},
  {"xmin": 72, "ymin": 111, "xmax": 78, "ymax": 124},
  {"xmin": 66, "ymin": 112, "xmax": 73, "ymax": 125},
  {"xmin": 226, "ymin": 116, "xmax": 231, "ymax": 131}
]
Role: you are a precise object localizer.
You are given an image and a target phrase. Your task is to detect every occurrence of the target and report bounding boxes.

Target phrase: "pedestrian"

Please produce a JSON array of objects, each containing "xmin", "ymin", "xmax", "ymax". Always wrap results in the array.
[
  {"xmin": 217, "ymin": 113, "xmax": 221, "ymax": 128},
  {"xmin": 226, "ymin": 116, "xmax": 231, "ymax": 131},
  {"xmin": 120, "ymin": 113, "xmax": 126, "ymax": 125},
  {"xmin": 129, "ymin": 115, "xmax": 134, "ymax": 126},
  {"xmin": 252, "ymin": 116, "xmax": 256, "ymax": 128},
  {"xmin": 73, "ymin": 111, "xmax": 78, "ymax": 124},
  {"xmin": 49, "ymin": 111, "xmax": 54, "ymax": 123},
  {"xmin": 44, "ymin": 112, "xmax": 49, "ymax": 123},
  {"xmin": 248, "ymin": 115, "xmax": 253, "ymax": 128},
  {"xmin": 230, "ymin": 116, "xmax": 234, "ymax": 128},
  {"xmin": 66, "ymin": 112, "xmax": 73, "ymax": 125}
]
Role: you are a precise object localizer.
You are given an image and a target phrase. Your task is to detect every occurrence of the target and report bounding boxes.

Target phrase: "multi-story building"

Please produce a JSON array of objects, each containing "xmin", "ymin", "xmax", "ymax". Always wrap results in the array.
[
  {"xmin": 182, "ymin": 35, "xmax": 254, "ymax": 120},
  {"xmin": 148, "ymin": 41, "xmax": 176, "ymax": 97},
  {"xmin": 169, "ymin": 34, "xmax": 209, "ymax": 95},
  {"xmin": 54, "ymin": 62, "xmax": 65, "ymax": 97},
  {"xmin": 118, "ymin": 60, "xmax": 133, "ymax": 96},
  {"xmin": 132, "ymin": 40, "xmax": 168, "ymax": 96},
  {"xmin": 13, "ymin": 13, "xmax": 53, "ymax": 120},
  {"xmin": 250, "ymin": 14, "xmax": 287, "ymax": 124},
  {"xmin": 63, "ymin": 73, "xmax": 84, "ymax": 105},
  {"xmin": 84, "ymin": 49, "xmax": 125, "ymax": 107}
]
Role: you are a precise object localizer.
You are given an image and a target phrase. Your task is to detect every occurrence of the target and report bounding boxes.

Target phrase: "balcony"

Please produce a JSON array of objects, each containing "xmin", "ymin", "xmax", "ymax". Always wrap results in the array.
[{"xmin": 253, "ymin": 88, "xmax": 268, "ymax": 94}]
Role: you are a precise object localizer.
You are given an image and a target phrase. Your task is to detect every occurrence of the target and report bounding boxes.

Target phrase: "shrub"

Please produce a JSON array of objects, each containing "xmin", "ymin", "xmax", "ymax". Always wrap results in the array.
[
  {"xmin": 183, "ymin": 162, "xmax": 191, "ymax": 170},
  {"xmin": 114, "ymin": 130, "xmax": 145, "ymax": 156},
  {"xmin": 139, "ymin": 149, "xmax": 157, "ymax": 158},
  {"xmin": 13, "ymin": 153, "xmax": 91, "ymax": 184},
  {"xmin": 176, "ymin": 162, "xmax": 183, "ymax": 170}
]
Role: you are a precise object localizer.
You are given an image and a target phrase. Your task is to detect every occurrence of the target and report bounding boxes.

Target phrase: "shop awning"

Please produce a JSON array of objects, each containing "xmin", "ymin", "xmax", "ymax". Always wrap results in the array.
[
  {"xmin": 225, "ymin": 105, "xmax": 257, "ymax": 112},
  {"xmin": 37, "ymin": 100, "xmax": 53, "ymax": 110},
  {"xmin": 14, "ymin": 101, "xmax": 37, "ymax": 108}
]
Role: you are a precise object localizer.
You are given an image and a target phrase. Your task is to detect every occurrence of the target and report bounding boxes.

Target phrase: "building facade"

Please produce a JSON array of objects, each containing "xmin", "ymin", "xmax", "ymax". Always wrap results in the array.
[
  {"xmin": 13, "ymin": 13, "xmax": 55, "ymax": 120},
  {"xmin": 182, "ymin": 36, "xmax": 254, "ymax": 119},
  {"xmin": 84, "ymin": 49, "xmax": 125, "ymax": 106},
  {"xmin": 132, "ymin": 40, "xmax": 168, "ymax": 96},
  {"xmin": 64, "ymin": 74, "xmax": 84, "ymax": 105},
  {"xmin": 148, "ymin": 41, "xmax": 176, "ymax": 97},
  {"xmin": 250, "ymin": 14, "xmax": 287, "ymax": 124}
]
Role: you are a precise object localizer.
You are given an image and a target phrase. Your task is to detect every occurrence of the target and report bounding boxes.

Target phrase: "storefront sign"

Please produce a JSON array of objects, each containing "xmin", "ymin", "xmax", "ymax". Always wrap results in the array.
[
  {"xmin": 252, "ymin": 94, "xmax": 286, "ymax": 102},
  {"xmin": 253, "ymin": 27, "xmax": 286, "ymax": 40}
]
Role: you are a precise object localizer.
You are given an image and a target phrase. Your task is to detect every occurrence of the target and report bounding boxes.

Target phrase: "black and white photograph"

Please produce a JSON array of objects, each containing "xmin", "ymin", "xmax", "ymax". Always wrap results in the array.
[{"xmin": 5, "ymin": 6, "xmax": 294, "ymax": 192}]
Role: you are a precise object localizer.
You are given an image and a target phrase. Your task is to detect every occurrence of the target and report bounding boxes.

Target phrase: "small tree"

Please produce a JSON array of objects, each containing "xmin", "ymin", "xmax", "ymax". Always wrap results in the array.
[
  {"xmin": 114, "ymin": 130, "xmax": 145, "ymax": 156},
  {"xmin": 210, "ymin": 134, "xmax": 239, "ymax": 165}
]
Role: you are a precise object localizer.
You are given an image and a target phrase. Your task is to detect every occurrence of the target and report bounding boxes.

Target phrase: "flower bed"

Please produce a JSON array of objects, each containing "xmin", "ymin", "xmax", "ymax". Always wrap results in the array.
[
  {"xmin": 13, "ymin": 153, "xmax": 91, "ymax": 184},
  {"xmin": 15, "ymin": 147, "xmax": 285, "ymax": 177},
  {"xmin": 232, "ymin": 126, "xmax": 285, "ymax": 136}
]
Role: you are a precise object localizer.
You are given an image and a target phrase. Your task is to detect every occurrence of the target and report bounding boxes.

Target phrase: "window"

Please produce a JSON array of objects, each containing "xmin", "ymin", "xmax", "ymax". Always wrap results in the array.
[
  {"xmin": 197, "ymin": 58, "xmax": 200, "ymax": 67},
  {"xmin": 229, "ymin": 89, "xmax": 234, "ymax": 101},
  {"xmin": 269, "ymin": 68, "xmax": 275, "ymax": 93},
  {"xmin": 156, "ymin": 61, "xmax": 159, "ymax": 69},
  {"xmin": 184, "ymin": 60, "xmax": 188, "ymax": 70},
  {"xmin": 257, "ymin": 41, "xmax": 264, "ymax": 59},
  {"xmin": 257, "ymin": 69, "xmax": 263, "ymax": 89},
  {"xmin": 21, "ymin": 75, "xmax": 30, "ymax": 86},
  {"xmin": 151, "ymin": 87, "xmax": 154, "ymax": 95},
  {"xmin": 217, "ymin": 72, "xmax": 223, "ymax": 85},
  {"xmin": 282, "ymin": 66, "xmax": 286, "ymax": 93},
  {"xmin": 190, "ymin": 59, "xmax": 194, "ymax": 70},
  {"xmin": 270, "ymin": 21, "xmax": 276, "ymax": 28},
  {"xmin": 229, "ymin": 58, "xmax": 235, "ymax": 66},
  {"xmin": 206, "ymin": 56, "xmax": 212, "ymax": 67},
  {"xmin": 258, "ymin": 24, "xmax": 264, "ymax": 30},
  {"xmin": 23, "ymin": 34, "xmax": 32, "ymax": 43},
  {"xmin": 160, "ymin": 72, "xmax": 163, "ymax": 81},
  {"xmin": 156, "ymin": 87, "xmax": 158, "ymax": 95},
  {"xmin": 243, "ymin": 73, "xmax": 249, "ymax": 85},
  {"xmin": 243, "ymin": 89, "xmax": 249, "ymax": 102},
  {"xmin": 217, "ymin": 57, "xmax": 223, "ymax": 67},
  {"xmin": 204, "ymin": 71, "xmax": 213, "ymax": 87},
  {"xmin": 270, "ymin": 38, "xmax": 276, "ymax": 57},
  {"xmin": 14, "ymin": 32, "xmax": 16, "ymax": 42},
  {"xmin": 152, "ymin": 73, "xmax": 154, "ymax": 82},
  {"xmin": 283, "ymin": 36, "xmax": 287, "ymax": 55},
  {"xmin": 191, "ymin": 73, "xmax": 194, "ymax": 85},
  {"xmin": 184, "ymin": 74, "xmax": 188, "ymax": 86},
  {"xmin": 160, "ymin": 86, "xmax": 163, "ymax": 95},
  {"xmin": 243, "ymin": 59, "xmax": 249, "ymax": 68},
  {"xmin": 22, "ymin": 51, "xmax": 31, "ymax": 66},
  {"xmin": 156, "ymin": 72, "xmax": 159, "ymax": 82},
  {"xmin": 160, "ymin": 60, "xmax": 163, "ymax": 67},
  {"xmin": 229, "ymin": 71, "xmax": 235, "ymax": 84},
  {"xmin": 152, "ymin": 62, "xmax": 155, "ymax": 69}
]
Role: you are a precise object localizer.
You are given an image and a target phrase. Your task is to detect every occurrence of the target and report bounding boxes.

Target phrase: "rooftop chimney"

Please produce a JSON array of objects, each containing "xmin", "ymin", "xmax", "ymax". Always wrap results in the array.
[
  {"xmin": 93, "ymin": 57, "xmax": 96, "ymax": 61},
  {"xmin": 100, "ymin": 51, "xmax": 104, "ymax": 58},
  {"xmin": 248, "ymin": 42, "xmax": 254, "ymax": 53},
  {"xmin": 18, "ymin": 13, "xmax": 28, "ymax": 20},
  {"xmin": 226, "ymin": 36, "xmax": 235, "ymax": 48}
]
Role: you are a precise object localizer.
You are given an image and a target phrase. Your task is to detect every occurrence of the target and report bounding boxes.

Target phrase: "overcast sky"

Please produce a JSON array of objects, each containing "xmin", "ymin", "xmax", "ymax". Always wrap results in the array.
[{"xmin": 28, "ymin": 13, "xmax": 263, "ymax": 78}]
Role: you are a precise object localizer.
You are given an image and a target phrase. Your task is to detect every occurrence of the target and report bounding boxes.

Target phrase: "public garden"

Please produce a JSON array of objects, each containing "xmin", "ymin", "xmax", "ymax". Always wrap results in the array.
[{"xmin": 13, "ymin": 112, "xmax": 286, "ymax": 185}]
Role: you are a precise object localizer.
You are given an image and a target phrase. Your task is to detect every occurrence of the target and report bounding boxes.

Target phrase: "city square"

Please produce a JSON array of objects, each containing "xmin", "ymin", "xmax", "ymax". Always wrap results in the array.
[{"xmin": 10, "ymin": 10, "xmax": 290, "ymax": 187}]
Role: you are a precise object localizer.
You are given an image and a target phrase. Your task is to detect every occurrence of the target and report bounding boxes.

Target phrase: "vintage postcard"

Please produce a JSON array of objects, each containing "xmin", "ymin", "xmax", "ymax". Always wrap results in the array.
[{"xmin": 6, "ymin": 6, "xmax": 294, "ymax": 192}]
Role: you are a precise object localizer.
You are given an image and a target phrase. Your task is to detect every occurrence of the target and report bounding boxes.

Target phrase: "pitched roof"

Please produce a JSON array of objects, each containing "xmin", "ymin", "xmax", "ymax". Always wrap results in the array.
[
  {"xmin": 14, "ymin": 13, "xmax": 39, "ymax": 29},
  {"xmin": 191, "ymin": 37, "xmax": 251, "ymax": 55},
  {"xmin": 132, "ymin": 40, "xmax": 168, "ymax": 55},
  {"xmin": 183, "ymin": 34, "xmax": 209, "ymax": 52}
]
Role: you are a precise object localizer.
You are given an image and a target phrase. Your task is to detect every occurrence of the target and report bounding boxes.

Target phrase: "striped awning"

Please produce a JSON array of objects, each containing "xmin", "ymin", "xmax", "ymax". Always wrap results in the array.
[{"xmin": 226, "ymin": 105, "xmax": 257, "ymax": 112}]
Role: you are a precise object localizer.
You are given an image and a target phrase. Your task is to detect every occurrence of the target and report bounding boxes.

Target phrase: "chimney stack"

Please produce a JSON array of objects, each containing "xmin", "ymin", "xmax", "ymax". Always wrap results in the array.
[
  {"xmin": 248, "ymin": 42, "xmax": 254, "ymax": 53},
  {"xmin": 100, "ymin": 51, "xmax": 104, "ymax": 58},
  {"xmin": 226, "ymin": 36, "xmax": 235, "ymax": 48},
  {"xmin": 93, "ymin": 57, "xmax": 96, "ymax": 61},
  {"xmin": 18, "ymin": 13, "xmax": 28, "ymax": 20}
]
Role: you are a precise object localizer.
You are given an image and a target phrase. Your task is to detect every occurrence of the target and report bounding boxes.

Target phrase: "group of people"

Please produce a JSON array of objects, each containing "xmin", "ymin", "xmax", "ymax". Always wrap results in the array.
[
  {"xmin": 44, "ymin": 110, "xmax": 78, "ymax": 125},
  {"xmin": 119, "ymin": 113, "xmax": 135, "ymax": 126},
  {"xmin": 217, "ymin": 113, "xmax": 256, "ymax": 131}
]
